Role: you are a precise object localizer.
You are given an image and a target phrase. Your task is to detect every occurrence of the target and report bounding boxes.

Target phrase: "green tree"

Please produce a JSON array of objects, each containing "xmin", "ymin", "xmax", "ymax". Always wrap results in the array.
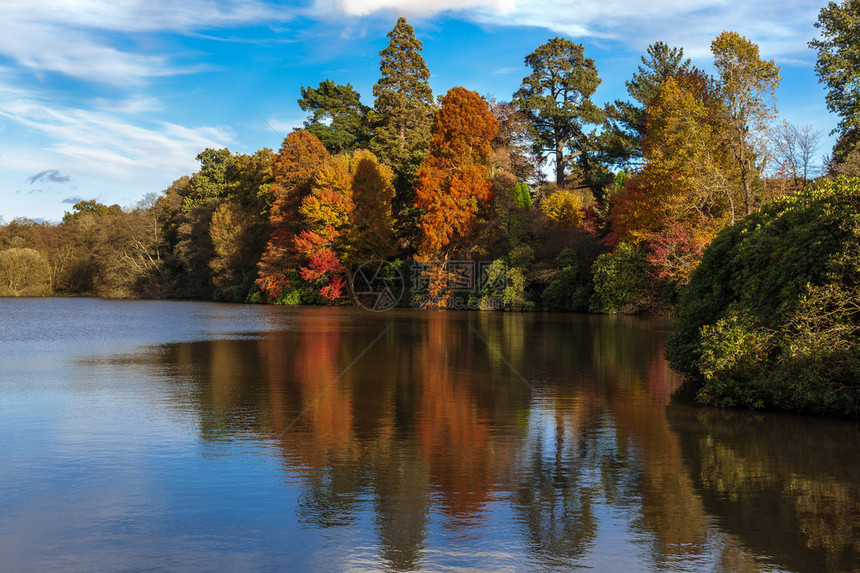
[
  {"xmin": 602, "ymin": 41, "xmax": 691, "ymax": 167},
  {"xmin": 62, "ymin": 200, "xmax": 122, "ymax": 225},
  {"xmin": 711, "ymin": 31, "xmax": 781, "ymax": 215},
  {"xmin": 299, "ymin": 80, "xmax": 370, "ymax": 154},
  {"xmin": 513, "ymin": 38, "xmax": 605, "ymax": 196},
  {"xmin": 809, "ymin": 0, "xmax": 860, "ymax": 140},
  {"xmin": 369, "ymin": 18, "xmax": 435, "ymax": 204}
]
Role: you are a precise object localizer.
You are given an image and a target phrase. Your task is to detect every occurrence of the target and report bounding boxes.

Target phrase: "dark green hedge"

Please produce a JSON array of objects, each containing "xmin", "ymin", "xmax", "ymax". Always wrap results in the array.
[{"xmin": 666, "ymin": 177, "xmax": 860, "ymax": 416}]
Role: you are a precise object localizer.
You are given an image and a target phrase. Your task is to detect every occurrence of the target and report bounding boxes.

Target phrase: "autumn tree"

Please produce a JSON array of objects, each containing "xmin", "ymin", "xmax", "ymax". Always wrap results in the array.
[
  {"xmin": 489, "ymin": 100, "xmax": 541, "ymax": 183},
  {"xmin": 261, "ymin": 145, "xmax": 396, "ymax": 303},
  {"xmin": 370, "ymin": 18, "xmax": 435, "ymax": 199},
  {"xmin": 513, "ymin": 38, "xmax": 607, "ymax": 197},
  {"xmin": 0, "ymin": 247, "xmax": 50, "ymax": 296},
  {"xmin": 257, "ymin": 131, "xmax": 330, "ymax": 301},
  {"xmin": 295, "ymin": 155, "xmax": 354, "ymax": 301},
  {"xmin": 712, "ymin": 31, "xmax": 781, "ymax": 214},
  {"xmin": 602, "ymin": 41, "xmax": 691, "ymax": 167},
  {"xmin": 415, "ymin": 87, "xmax": 499, "ymax": 256},
  {"xmin": 540, "ymin": 189, "xmax": 582, "ymax": 228},
  {"xmin": 414, "ymin": 88, "xmax": 498, "ymax": 305},
  {"xmin": 348, "ymin": 149, "xmax": 396, "ymax": 263},
  {"xmin": 608, "ymin": 71, "xmax": 736, "ymax": 283},
  {"xmin": 299, "ymin": 80, "xmax": 370, "ymax": 154}
]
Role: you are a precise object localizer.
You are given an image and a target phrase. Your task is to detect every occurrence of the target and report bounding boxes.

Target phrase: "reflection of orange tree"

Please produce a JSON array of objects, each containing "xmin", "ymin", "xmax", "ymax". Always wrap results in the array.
[
  {"xmin": 266, "ymin": 315, "xmax": 359, "ymax": 466},
  {"xmin": 263, "ymin": 313, "xmax": 431, "ymax": 568},
  {"xmin": 415, "ymin": 313, "xmax": 494, "ymax": 526}
]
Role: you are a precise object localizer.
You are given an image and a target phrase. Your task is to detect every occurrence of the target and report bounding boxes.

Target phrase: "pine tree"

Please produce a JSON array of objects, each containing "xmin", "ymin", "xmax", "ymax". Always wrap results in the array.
[
  {"xmin": 298, "ymin": 80, "xmax": 370, "ymax": 154},
  {"xmin": 602, "ymin": 42, "xmax": 691, "ymax": 167},
  {"xmin": 513, "ymin": 38, "xmax": 607, "ymax": 197}
]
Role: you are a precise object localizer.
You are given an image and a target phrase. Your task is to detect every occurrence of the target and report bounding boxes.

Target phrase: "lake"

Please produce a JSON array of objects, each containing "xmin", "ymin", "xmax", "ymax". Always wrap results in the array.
[{"xmin": 1, "ymin": 298, "xmax": 858, "ymax": 571}]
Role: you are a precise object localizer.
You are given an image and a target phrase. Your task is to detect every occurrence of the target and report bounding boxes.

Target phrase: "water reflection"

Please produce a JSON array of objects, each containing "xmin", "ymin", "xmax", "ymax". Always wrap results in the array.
[{"xmin": 131, "ymin": 308, "xmax": 858, "ymax": 571}]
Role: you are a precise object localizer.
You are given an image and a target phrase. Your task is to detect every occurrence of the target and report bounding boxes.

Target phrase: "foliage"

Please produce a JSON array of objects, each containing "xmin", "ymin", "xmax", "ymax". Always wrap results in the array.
[
  {"xmin": 541, "ymin": 248, "xmax": 593, "ymax": 312},
  {"xmin": 415, "ymin": 87, "xmax": 498, "ymax": 256},
  {"xmin": 809, "ymin": 0, "xmax": 860, "ymax": 139},
  {"xmin": 590, "ymin": 242, "xmax": 652, "ymax": 314},
  {"xmin": 514, "ymin": 181, "xmax": 532, "ymax": 209},
  {"xmin": 299, "ymin": 80, "xmax": 370, "ymax": 153},
  {"xmin": 540, "ymin": 190, "xmax": 582, "ymax": 228},
  {"xmin": 257, "ymin": 131, "xmax": 331, "ymax": 300},
  {"xmin": 62, "ymin": 200, "xmax": 122, "ymax": 225},
  {"xmin": 370, "ymin": 18, "xmax": 434, "ymax": 194},
  {"xmin": 489, "ymin": 100, "xmax": 541, "ymax": 183},
  {"xmin": 601, "ymin": 41, "xmax": 691, "ymax": 168},
  {"xmin": 0, "ymin": 247, "xmax": 51, "ymax": 296},
  {"xmin": 667, "ymin": 177, "xmax": 860, "ymax": 416},
  {"xmin": 477, "ymin": 259, "xmax": 534, "ymax": 311},
  {"xmin": 513, "ymin": 37, "xmax": 606, "ymax": 195},
  {"xmin": 712, "ymin": 31, "xmax": 781, "ymax": 215}
]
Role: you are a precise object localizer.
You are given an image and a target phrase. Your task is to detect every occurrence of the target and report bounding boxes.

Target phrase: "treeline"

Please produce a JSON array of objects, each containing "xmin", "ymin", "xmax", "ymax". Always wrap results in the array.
[{"xmin": 2, "ymin": 7, "xmax": 859, "ymax": 311}]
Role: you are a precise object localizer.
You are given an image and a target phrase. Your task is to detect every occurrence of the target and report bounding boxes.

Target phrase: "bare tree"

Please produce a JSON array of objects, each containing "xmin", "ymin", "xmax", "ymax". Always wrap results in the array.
[{"xmin": 772, "ymin": 122, "xmax": 822, "ymax": 192}]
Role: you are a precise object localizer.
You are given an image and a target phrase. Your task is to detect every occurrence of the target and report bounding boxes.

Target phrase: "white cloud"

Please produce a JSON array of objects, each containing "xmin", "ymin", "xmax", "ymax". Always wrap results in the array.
[
  {"xmin": 332, "ymin": 0, "xmax": 514, "ymax": 17},
  {"xmin": 319, "ymin": 0, "xmax": 822, "ymax": 59},
  {"xmin": 0, "ymin": 91, "xmax": 232, "ymax": 185},
  {"xmin": 0, "ymin": 1, "xmax": 293, "ymax": 85}
]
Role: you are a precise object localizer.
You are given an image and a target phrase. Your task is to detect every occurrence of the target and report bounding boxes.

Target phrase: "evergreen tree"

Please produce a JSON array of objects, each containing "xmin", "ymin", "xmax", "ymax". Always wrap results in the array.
[
  {"xmin": 512, "ymin": 38, "xmax": 607, "ymax": 198},
  {"xmin": 370, "ymin": 18, "xmax": 435, "ymax": 209},
  {"xmin": 298, "ymin": 80, "xmax": 370, "ymax": 154},
  {"xmin": 809, "ymin": 0, "xmax": 860, "ymax": 165},
  {"xmin": 601, "ymin": 42, "xmax": 691, "ymax": 167}
]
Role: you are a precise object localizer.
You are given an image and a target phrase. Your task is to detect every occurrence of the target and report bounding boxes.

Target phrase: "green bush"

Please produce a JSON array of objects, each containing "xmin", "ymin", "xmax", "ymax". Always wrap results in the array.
[
  {"xmin": 478, "ymin": 259, "xmax": 535, "ymax": 311},
  {"xmin": 589, "ymin": 242, "xmax": 652, "ymax": 314},
  {"xmin": 541, "ymin": 248, "xmax": 592, "ymax": 312},
  {"xmin": 667, "ymin": 177, "xmax": 860, "ymax": 416}
]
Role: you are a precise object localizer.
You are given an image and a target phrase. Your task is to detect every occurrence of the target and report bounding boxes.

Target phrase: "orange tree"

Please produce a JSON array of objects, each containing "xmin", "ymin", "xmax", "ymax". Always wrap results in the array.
[
  {"xmin": 414, "ymin": 87, "xmax": 498, "ymax": 305},
  {"xmin": 256, "ymin": 131, "xmax": 330, "ymax": 300}
]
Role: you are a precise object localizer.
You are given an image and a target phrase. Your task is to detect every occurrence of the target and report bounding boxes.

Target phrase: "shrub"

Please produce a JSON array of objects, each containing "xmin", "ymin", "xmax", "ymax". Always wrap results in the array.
[
  {"xmin": 541, "ymin": 248, "xmax": 592, "ymax": 312},
  {"xmin": 589, "ymin": 242, "xmax": 652, "ymax": 314},
  {"xmin": 667, "ymin": 177, "xmax": 860, "ymax": 416}
]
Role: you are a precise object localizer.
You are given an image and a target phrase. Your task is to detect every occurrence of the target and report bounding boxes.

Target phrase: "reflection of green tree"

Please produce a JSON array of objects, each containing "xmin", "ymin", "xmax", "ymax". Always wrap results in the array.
[
  {"xmin": 371, "ymin": 443, "xmax": 431, "ymax": 572},
  {"xmin": 296, "ymin": 461, "xmax": 365, "ymax": 528},
  {"xmin": 669, "ymin": 408, "xmax": 860, "ymax": 572},
  {"xmin": 512, "ymin": 408, "xmax": 600, "ymax": 563}
]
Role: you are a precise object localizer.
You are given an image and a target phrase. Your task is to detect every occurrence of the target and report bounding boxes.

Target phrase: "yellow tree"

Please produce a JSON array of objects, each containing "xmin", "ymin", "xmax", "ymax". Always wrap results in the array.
[
  {"xmin": 712, "ymin": 31, "xmax": 781, "ymax": 214},
  {"xmin": 608, "ymin": 71, "xmax": 736, "ymax": 282},
  {"xmin": 296, "ymin": 150, "xmax": 396, "ymax": 302}
]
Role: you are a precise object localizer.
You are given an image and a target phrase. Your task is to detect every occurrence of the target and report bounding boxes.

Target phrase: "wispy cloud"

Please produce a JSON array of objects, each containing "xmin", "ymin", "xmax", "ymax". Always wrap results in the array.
[
  {"xmin": 62, "ymin": 196, "xmax": 86, "ymax": 204},
  {"xmin": 321, "ymin": 0, "xmax": 822, "ymax": 59},
  {"xmin": 326, "ymin": 0, "xmax": 514, "ymax": 17},
  {"xmin": 28, "ymin": 169, "xmax": 71, "ymax": 184},
  {"xmin": 0, "ymin": 1, "xmax": 298, "ymax": 85},
  {"xmin": 0, "ymin": 90, "xmax": 232, "ymax": 185}
]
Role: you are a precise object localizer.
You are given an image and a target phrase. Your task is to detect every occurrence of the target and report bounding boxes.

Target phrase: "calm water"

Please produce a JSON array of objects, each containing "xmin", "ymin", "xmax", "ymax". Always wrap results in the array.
[{"xmin": 1, "ymin": 298, "xmax": 858, "ymax": 572}]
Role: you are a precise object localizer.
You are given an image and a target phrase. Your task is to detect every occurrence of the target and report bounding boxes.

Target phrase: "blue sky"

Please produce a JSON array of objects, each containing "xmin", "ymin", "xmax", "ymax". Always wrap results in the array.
[{"xmin": 0, "ymin": 0, "xmax": 835, "ymax": 222}]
